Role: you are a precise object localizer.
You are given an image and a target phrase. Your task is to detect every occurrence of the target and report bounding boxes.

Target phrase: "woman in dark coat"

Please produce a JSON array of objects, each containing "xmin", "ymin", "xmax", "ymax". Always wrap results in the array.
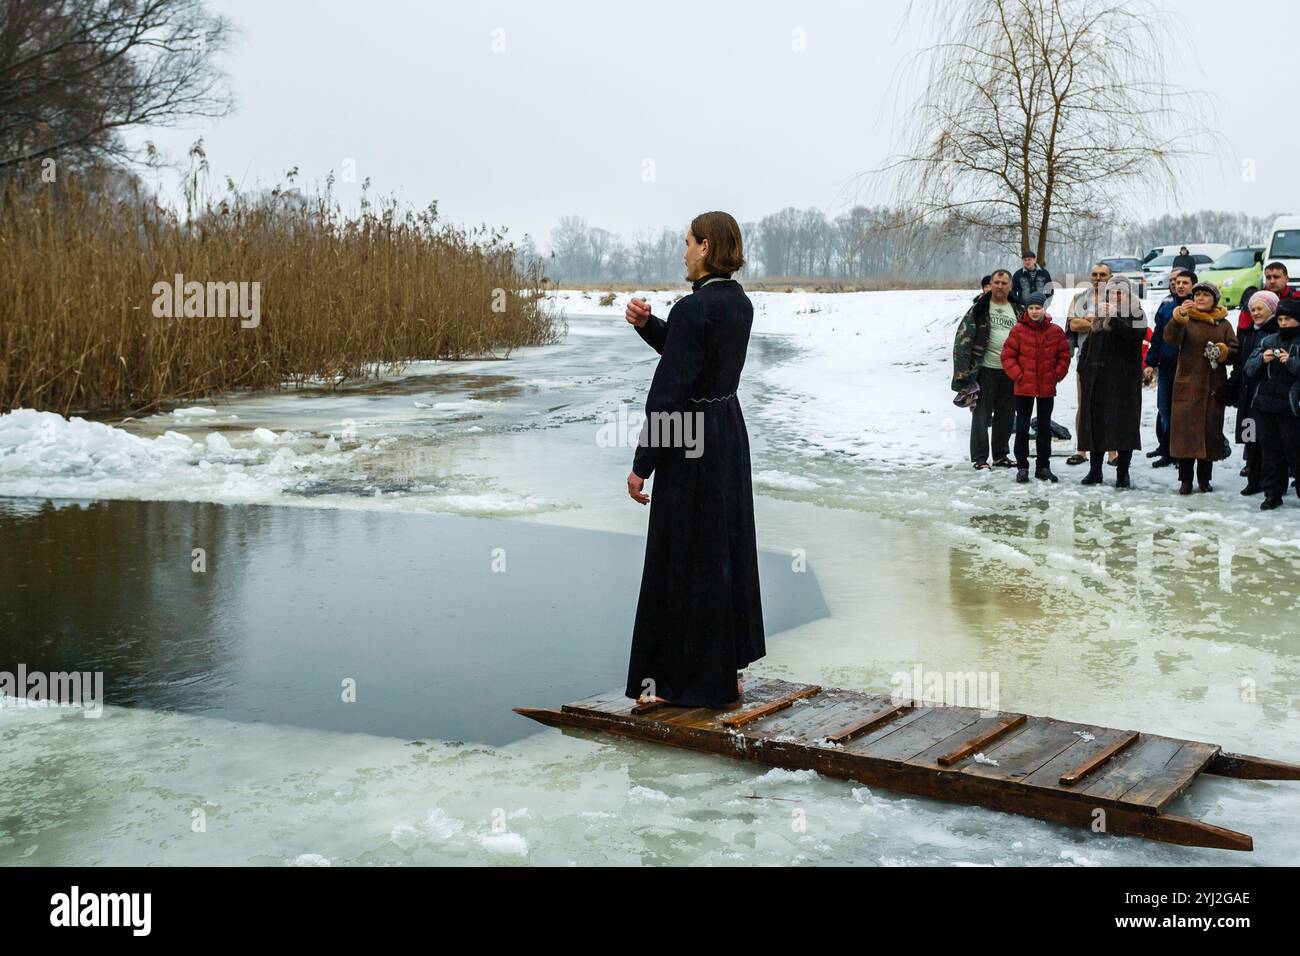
[
  {"xmin": 623, "ymin": 211, "xmax": 765, "ymax": 708},
  {"xmin": 1227, "ymin": 289, "xmax": 1279, "ymax": 494},
  {"xmin": 1077, "ymin": 278, "xmax": 1147, "ymax": 487}
]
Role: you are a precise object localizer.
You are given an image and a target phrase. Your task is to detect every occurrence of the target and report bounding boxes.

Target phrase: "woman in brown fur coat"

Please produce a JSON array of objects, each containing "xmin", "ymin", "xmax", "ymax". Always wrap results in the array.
[{"xmin": 1162, "ymin": 282, "xmax": 1239, "ymax": 494}]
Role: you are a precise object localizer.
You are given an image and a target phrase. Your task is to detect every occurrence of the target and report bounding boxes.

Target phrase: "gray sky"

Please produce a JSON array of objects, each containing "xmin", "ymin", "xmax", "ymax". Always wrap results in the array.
[{"xmin": 133, "ymin": 0, "xmax": 1297, "ymax": 251}]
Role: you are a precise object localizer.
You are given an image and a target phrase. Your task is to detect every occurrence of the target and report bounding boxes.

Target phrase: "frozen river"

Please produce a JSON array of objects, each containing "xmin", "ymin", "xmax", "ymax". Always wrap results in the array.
[{"xmin": 1, "ymin": 289, "xmax": 1297, "ymax": 865}]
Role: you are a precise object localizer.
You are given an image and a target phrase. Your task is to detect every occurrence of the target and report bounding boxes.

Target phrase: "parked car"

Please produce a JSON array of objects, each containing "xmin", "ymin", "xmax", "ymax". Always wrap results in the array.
[
  {"xmin": 1264, "ymin": 215, "xmax": 1300, "ymax": 291},
  {"xmin": 1139, "ymin": 243, "xmax": 1231, "ymax": 267},
  {"xmin": 1144, "ymin": 244, "xmax": 1230, "ymax": 291},
  {"xmin": 1197, "ymin": 246, "xmax": 1265, "ymax": 309},
  {"xmin": 1097, "ymin": 256, "xmax": 1148, "ymax": 298}
]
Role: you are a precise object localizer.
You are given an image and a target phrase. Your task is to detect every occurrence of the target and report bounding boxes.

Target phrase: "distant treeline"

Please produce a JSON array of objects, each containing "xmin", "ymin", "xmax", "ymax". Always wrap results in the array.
[{"xmin": 529, "ymin": 208, "xmax": 1283, "ymax": 285}]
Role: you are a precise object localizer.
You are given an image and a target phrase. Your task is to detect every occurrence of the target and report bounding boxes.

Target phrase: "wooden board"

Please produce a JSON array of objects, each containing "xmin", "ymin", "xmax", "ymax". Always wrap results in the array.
[{"xmin": 515, "ymin": 677, "xmax": 1276, "ymax": 852}]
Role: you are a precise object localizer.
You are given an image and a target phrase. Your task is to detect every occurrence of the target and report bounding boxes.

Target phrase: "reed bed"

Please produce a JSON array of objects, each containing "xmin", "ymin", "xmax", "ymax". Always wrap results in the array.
[{"xmin": 0, "ymin": 176, "xmax": 558, "ymax": 415}]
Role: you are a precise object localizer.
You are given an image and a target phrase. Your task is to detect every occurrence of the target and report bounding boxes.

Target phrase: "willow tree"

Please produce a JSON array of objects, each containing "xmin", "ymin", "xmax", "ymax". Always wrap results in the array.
[
  {"xmin": 884, "ymin": 0, "xmax": 1207, "ymax": 265},
  {"xmin": 0, "ymin": 0, "xmax": 233, "ymax": 173}
]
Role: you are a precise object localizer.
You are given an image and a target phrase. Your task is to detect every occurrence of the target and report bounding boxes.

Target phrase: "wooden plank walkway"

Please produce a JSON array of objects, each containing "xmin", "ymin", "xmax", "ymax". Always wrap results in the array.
[{"xmin": 516, "ymin": 677, "xmax": 1300, "ymax": 851}]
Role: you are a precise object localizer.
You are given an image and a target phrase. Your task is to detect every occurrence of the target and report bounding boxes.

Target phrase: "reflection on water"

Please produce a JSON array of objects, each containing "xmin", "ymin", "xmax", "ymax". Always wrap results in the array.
[{"xmin": 0, "ymin": 497, "xmax": 829, "ymax": 745}]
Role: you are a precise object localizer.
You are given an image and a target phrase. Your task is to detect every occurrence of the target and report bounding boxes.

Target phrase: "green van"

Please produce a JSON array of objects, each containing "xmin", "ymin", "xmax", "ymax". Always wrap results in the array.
[{"xmin": 1198, "ymin": 246, "xmax": 1265, "ymax": 309}]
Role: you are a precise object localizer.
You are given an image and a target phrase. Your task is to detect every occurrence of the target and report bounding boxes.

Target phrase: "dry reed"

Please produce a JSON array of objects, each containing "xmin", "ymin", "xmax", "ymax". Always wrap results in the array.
[{"xmin": 0, "ymin": 174, "xmax": 558, "ymax": 415}]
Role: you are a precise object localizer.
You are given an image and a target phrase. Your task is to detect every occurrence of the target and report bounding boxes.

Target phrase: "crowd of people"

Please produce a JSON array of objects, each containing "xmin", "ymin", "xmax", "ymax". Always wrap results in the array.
[{"xmin": 951, "ymin": 252, "xmax": 1300, "ymax": 509}]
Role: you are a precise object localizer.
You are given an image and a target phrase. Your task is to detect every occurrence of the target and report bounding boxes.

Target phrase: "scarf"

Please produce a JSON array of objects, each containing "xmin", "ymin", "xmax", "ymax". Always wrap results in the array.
[{"xmin": 1177, "ymin": 303, "xmax": 1229, "ymax": 324}]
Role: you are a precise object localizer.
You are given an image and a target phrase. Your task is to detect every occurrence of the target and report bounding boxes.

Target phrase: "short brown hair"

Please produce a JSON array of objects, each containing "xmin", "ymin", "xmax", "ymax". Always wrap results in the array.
[{"xmin": 690, "ymin": 211, "xmax": 745, "ymax": 274}]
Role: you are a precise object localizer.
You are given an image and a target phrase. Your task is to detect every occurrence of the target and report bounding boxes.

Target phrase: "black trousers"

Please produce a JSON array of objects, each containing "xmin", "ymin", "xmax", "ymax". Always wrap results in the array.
[
  {"xmin": 971, "ymin": 365, "xmax": 1015, "ymax": 463},
  {"xmin": 1177, "ymin": 458, "xmax": 1214, "ymax": 483},
  {"xmin": 1014, "ymin": 395, "xmax": 1054, "ymax": 466},
  {"xmin": 1091, "ymin": 448, "xmax": 1132, "ymax": 471},
  {"xmin": 1257, "ymin": 412, "xmax": 1300, "ymax": 500}
]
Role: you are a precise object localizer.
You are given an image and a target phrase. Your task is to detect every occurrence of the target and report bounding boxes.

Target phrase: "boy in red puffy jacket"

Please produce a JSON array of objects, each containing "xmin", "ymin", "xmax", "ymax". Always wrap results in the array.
[{"xmin": 1001, "ymin": 291, "xmax": 1072, "ymax": 483}]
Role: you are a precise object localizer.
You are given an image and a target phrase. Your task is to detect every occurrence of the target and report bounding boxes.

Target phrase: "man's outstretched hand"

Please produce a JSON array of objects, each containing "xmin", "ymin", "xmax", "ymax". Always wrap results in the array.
[
  {"xmin": 628, "ymin": 470, "xmax": 649, "ymax": 504},
  {"xmin": 626, "ymin": 297, "xmax": 650, "ymax": 328}
]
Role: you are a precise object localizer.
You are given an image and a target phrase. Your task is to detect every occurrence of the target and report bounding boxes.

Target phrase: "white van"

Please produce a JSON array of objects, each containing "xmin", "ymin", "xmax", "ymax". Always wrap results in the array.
[
  {"xmin": 1264, "ymin": 216, "xmax": 1300, "ymax": 290},
  {"xmin": 1142, "ymin": 243, "xmax": 1232, "ymax": 291}
]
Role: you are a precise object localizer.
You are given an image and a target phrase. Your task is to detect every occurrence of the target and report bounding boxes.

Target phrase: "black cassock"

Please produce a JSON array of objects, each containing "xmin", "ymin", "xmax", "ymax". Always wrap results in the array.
[{"xmin": 624, "ymin": 272, "xmax": 766, "ymax": 707}]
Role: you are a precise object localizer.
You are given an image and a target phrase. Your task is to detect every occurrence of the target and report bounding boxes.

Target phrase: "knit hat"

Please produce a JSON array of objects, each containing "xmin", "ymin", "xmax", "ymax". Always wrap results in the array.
[
  {"xmin": 1248, "ymin": 290, "xmax": 1280, "ymax": 316},
  {"xmin": 1026, "ymin": 291, "xmax": 1047, "ymax": 307},
  {"xmin": 980, "ymin": 274, "xmax": 992, "ymax": 288},
  {"xmin": 1276, "ymin": 299, "xmax": 1300, "ymax": 322},
  {"xmin": 1190, "ymin": 282, "xmax": 1220, "ymax": 306}
]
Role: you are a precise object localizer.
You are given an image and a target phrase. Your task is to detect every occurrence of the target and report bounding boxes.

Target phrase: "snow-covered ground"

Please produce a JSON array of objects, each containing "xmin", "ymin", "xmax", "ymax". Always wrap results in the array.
[{"xmin": 2, "ymin": 286, "xmax": 1298, "ymax": 866}]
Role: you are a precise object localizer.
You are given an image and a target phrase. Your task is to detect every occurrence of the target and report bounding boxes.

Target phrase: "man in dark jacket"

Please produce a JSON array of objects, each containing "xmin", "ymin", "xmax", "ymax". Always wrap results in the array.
[
  {"xmin": 1144, "ymin": 268, "xmax": 1195, "ymax": 466},
  {"xmin": 1244, "ymin": 298, "xmax": 1300, "ymax": 509},
  {"xmin": 1235, "ymin": 261, "xmax": 1300, "ymax": 331},
  {"xmin": 1011, "ymin": 252, "xmax": 1053, "ymax": 308},
  {"xmin": 1172, "ymin": 247, "xmax": 1196, "ymax": 272}
]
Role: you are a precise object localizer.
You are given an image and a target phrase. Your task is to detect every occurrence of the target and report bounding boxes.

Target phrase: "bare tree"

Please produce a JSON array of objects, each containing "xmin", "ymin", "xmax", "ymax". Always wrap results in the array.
[
  {"xmin": 0, "ymin": 0, "xmax": 234, "ymax": 172},
  {"xmin": 882, "ymin": 0, "xmax": 1211, "ymax": 265}
]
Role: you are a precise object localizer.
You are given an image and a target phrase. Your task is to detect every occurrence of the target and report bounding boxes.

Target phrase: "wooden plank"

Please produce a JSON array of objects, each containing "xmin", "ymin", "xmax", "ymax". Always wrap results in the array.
[
  {"xmin": 936, "ymin": 714, "xmax": 1027, "ymax": 767},
  {"xmin": 1206, "ymin": 751, "xmax": 1300, "ymax": 780},
  {"xmin": 826, "ymin": 701, "xmax": 914, "ymax": 745},
  {"xmin": 775, "ymin": 693, "xmax": 894, "ymax": 742},
  {"xmin": 839, "ymin": 702, "xmax": 934, "ymax": 752},
  {"xmin": 511, "ymin": 705, "xmax": 1256, "ymax": 851},
  {"xmin": 721, "ymin": 685, "xmax": 822, "ymax": 728},
  {"xmin": 858, "ymin": 705, "xmax": 985, "ymax": 762},
  {"xmin": 1115, "ymin": 741, "xmax": 1220, "ymax": 812},
  {"xmin": 959, "ymin": 717, "xmax": 1086, "ymax": 782},
  {"xmin": 1059, "ymin": 731, "xmax": 1140, "ymax": 786},
  {"xmin": 616, "ymin": 676, "xmax": 795, "ymax": 719},
  {"xmin": 1080, "ymin": 735, "xmax": 1183, "ymax": 806},
  {"xmin": 562, "ymin": 688, "xmax": 629, "ymax": 715},
  {"xmin": 1017, "ymin": 725, "xmax": 1138, "ymax": 794}
]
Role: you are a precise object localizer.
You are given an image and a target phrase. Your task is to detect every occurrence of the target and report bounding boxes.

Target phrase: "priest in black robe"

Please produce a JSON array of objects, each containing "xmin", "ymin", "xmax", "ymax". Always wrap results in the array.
[{"xmin": 623, "ymin": 211, "xmax": 766, "ymax": 708}]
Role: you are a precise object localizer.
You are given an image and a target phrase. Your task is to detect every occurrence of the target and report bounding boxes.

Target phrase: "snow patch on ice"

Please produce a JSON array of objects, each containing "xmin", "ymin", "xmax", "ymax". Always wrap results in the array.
[
  {"xmin": 476, "ymin": 831, "xmax": 528, "ymax": 857},
  {"xmin": 755, "ymin": 767, "xmax": 819, "ymax": 784}
]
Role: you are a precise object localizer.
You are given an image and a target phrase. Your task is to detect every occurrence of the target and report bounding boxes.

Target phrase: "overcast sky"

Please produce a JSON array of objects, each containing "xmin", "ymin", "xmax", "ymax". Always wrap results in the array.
[{"xmin": 132, "ymin": 0, "xmax": 1296, "ymax": 251}]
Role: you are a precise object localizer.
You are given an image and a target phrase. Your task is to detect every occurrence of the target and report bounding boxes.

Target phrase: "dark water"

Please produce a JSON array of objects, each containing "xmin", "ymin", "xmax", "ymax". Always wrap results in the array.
[{"xmin": 0, "ymin": 498, "xmax": 828, "ymax": 744}]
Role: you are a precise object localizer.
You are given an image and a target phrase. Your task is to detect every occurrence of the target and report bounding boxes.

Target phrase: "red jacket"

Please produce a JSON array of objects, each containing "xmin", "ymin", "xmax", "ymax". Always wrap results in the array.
[{"xmin": 1001, "ymin": 312, "xmax": 1071, "ymax": 398}]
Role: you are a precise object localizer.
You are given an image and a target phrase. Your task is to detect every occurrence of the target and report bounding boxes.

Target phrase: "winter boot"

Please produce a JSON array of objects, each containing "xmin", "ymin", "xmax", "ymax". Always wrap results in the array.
[
  {"xmin": 1016, "ymin": 466, "xmax": 1029, "ymax": 484},
  {"xmin": 1035, "ymin": 463, "xmax": 1058, "ymax": 483}
]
